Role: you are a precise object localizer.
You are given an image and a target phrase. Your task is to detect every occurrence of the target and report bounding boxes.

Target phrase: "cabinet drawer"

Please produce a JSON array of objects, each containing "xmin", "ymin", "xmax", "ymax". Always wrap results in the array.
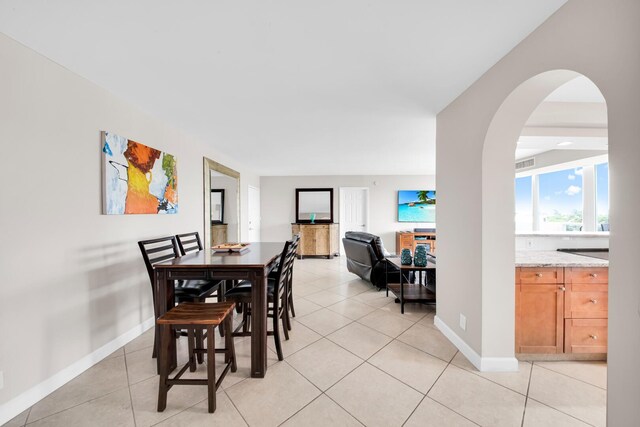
[
  {"xmin": 565, "ymin": 283, "xmax": 608, "ymax": 319},
  {"xmin": 564, "ymin": 319, "xmax": 607, "ymax": 353},
  {"xmin": 565, "ymin": 267, "xmax": 608, "ymax": 284},
  {"xmin": 518, "ymin": 267, "xmax": 564, "ymax": 284}
]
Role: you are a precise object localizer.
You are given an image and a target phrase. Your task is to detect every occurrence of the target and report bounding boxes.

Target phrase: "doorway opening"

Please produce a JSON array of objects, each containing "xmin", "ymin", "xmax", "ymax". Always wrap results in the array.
[{"xmin": 339, "ymin": 187, "xmax": 370, "ymax": 255}]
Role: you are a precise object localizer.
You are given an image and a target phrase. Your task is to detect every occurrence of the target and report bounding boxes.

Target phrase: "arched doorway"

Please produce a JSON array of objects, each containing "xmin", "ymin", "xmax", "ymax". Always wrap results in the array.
[{"xmin": 481, "ymin": 69, "xmax": 608, "ymax": 361}]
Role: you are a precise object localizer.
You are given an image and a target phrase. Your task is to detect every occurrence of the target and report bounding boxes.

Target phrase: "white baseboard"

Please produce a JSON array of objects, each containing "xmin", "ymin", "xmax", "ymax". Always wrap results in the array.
[
  {"xmin": 0, "ymin": 317, "xmax": 155, "ymax": 426},
  {"xmin": 434, "ymin": 315, "xmax": 518, "ymax": 372}
]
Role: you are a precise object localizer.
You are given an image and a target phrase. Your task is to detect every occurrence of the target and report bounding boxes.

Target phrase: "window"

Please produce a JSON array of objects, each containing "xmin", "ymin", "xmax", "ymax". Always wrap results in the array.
[
  {"xmin": 515, "ymin": 176, "xmax": 533, "ymax": 232},
  {"xmin": 515, "ymin": 160, "xmax": 610, "ymax": 233},
  {"xmin": 538, "ymin": 167, "xmax": 583, "ymax": 232},
  {"xmin": 596, "ymin": 162, "xmax": 609, "ymax": 229}
]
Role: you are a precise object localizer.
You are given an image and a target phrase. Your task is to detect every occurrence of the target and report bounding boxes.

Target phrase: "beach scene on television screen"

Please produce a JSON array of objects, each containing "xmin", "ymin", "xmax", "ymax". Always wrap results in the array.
[{"xmin": 398, "ymin": 190, "xmax": 436, "ymax": 222}]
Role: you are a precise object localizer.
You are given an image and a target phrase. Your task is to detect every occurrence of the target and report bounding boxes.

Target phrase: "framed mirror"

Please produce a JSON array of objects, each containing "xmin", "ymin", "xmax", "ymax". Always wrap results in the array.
[
  {"xmin": 204, "ymin": 158, "xmax": 240, "ymax": 247},
  {"xmin": 210, "ymin": 189, "xmax": 225, "ymax": 224},
  {"xmin": 296, "ymin": 188, "xmax": 334, "ymax": 223}
]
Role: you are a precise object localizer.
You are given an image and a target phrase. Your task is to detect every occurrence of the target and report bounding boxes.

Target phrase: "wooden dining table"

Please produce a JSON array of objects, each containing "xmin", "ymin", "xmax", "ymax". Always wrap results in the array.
[{"xmin": 153, "ymin": 242, "xmax": 284, "ymax": 378}]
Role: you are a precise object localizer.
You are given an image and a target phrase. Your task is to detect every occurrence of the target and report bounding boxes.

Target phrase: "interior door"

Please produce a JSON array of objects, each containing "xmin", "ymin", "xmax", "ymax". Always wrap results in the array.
[
  {"xmin": 248, "ymin": 185, "xmax": 261, "ymax": 242},
  {"xmin": 339, "ymin": 187, "xmax": 369, "ymax": 254}
]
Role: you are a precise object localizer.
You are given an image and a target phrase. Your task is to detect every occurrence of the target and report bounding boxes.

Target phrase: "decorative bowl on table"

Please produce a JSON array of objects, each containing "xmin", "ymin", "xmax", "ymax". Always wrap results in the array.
[
  {"xmin": 212, "ymin": 243, "xmax": 250, "ymax": 253},
  {"xmin": 414, "ymin": 245, "xmax": 428, "ymax": 267},
  {"xmin": 400, "ymin": 248, "xmax": 413, "ymax": 265}
]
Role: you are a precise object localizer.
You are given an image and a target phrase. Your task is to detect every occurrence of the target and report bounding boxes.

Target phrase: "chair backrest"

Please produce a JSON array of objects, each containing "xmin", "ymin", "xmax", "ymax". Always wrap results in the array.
[
  {"xmin": 138, "ymin": 236, "xmax": 180, "ymax": 288},
  {"xmin": 272, "ymin": 240, "xmax": 297, "ymax": 301},
  {"xmin": 175, "ymin": 232, "xmax": 203, "ymax": 255},
  {"xmin": 286, "ymin": 234, "xmax": 301, "ymax": 289}
]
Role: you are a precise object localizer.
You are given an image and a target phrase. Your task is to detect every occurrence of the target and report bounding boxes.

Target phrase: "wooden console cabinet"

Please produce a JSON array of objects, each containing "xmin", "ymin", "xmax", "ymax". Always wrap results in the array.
[
  {"xmin": 396, "ymin": 231, "xmax": 436, "ymax": 254},
  {"xmin": 210, "ymin": 224, "xmax": 228, "ymax": 246},
  {"xmin": 515, "ymin": 266, "xmax": 608, "ymax": 355},
  {"xmin": 291, "ymin": 223, "xmax": 339, "ymax": 259}
]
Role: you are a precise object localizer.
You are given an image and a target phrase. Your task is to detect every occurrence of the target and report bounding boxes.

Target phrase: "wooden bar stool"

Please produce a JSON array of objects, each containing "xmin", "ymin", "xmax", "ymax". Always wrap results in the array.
[{"xmin": 156, "ymin": 302, "xmax": 237, "ymax": 413}]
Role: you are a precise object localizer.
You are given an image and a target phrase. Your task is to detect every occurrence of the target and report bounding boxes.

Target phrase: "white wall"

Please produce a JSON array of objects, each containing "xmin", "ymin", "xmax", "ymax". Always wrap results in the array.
[
  {"xmin": 260, "ymin": 175, "xmax": 436, "ymax": 253},
  {"xmin": 436, "ymin": 0, "xmax": 640, "ymax": 423},
  {"xmin": 0, "ymin": 32, "xmax": 258, "ymax": 420}
]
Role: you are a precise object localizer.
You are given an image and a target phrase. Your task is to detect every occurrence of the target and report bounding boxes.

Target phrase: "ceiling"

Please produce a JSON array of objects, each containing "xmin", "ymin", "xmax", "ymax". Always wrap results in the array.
[
  {"xmin": 0, "ymin": 0, "xmax": 567, "ymax": 175},
  {"xmin": 515, "ymin": 76, "xmax": 608, "ymax": 161}
]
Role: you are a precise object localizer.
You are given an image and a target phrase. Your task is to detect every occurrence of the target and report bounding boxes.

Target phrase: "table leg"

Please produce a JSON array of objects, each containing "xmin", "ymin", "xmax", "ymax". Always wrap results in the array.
[
  {"xmin": 400, "ymin": 269, "xmax": 405, "ymax": 314},
  {"xmin": 250, "ymin": 268, "xmax": 268, "ymax": 378},
  {"xmin": 155, "ymin": 269, "xmax": 177, "ymax": 374}
]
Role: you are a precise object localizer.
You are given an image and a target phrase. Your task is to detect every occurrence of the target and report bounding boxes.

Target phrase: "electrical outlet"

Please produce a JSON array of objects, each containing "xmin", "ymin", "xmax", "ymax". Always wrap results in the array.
[
  {"xmin": 459, "ymin": 314, "xmax": 467, "ymax": 331},
  {"xmin": 0, "ymin": 371, "xmax": 4, "ymax": 390}
]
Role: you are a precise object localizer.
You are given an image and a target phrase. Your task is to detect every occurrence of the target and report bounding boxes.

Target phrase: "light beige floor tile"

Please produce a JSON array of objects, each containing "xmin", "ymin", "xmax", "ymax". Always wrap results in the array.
[
  {"xmin": 287, "ymin": 297, "xmax": 323, "ymax": 317},
  {"xmin": 428, "ymin": 365, "xmax": 526, "ymax": 427},
  {"xmin": 451, "ymin": 352, "xmax": 532, "ymax": 395},
  {"xmin": 358, "ymin": 309, "xmax": 415, "ymax": 338},
  {"xmin": 528, "ymin": 365, "xmax": 606, "ymax": 427},
  {"xmin": 404, "ymin": 397, "xmax": 478, "ymax": 427},
  {"xmin": 267, "ymin": 321, "xmax": 322, "ymax": 358},
  {"xmin": 296, "ymin": 308, "xmax": 353, "ymax": 336},
  {"xmin": 124, "ymin": 327, "xmax": 155, "ymax": 354},
  {"xmin": 26, "ymin": 388, "xmax": 134, "ymax": 427},
  {"xmin": 124, "ymin": 346, "xmax": 159, "ymax": 386},
  {"xmin": 28, "ymin": 356, "xmax": 129, "ymax": 423},
  {"xmin": 281, "ymin": 395, "xmax": 363, "ymax": 427},
  {"xmin": 4, "ymin": 408, "xmax": 30, "ymax": 427},
  {"xmin": 130, "ymin": 375, "xmax": 208, "ymax": 427},
  {"xmin": 105, "ymin": 347, "xmax": 125, "ymax": 359},
  {"xmin": 378, "ymin": 300, "xmax": 433, "ymax": 322},
  {"xmin": 303, "ymin": 290, "xmax": 347, "ymax": 307},
  {"xmin": 326, "ymin": 363, "xmax": 423, "ymax": 427},
  {"xmin": 153, "ymin": 392, "xmax": 247, "ymax": 427},
  {"xmin": 397, "ymin": 323, "xmax": 457, "ymax": 362},
  {"xmin": 416, "ymin": 310, "xmax": 437, "ymax": 328},
  {"xmin": 352, "ymin": 289, "xmax": 396, "ymax": 308},
  {"xmin": 223, "ymin": 336, "xmax": 280, "ymax": 388},
  {"xmin": 523, "ymin": 398, "xmax": 591, "ymax": 427},
  {"xmin": 328, "ymin": 279, "xmax": 372, "ymax": 297},
  {"xmin": 292, "ymin": 283, "xmax": 323, "ymax": 298},
  {"xmin": 291, "ymin": 270, "xmax": 322, "ymax": 285},
  {"xmin": 226, "ymin": 362, "xmax": 320, "ymax": 427},
  {"xmin": 535, "ymin": 361, "xmax": 607, "ymax": 389},
  {"xmin": 286, "ymin": 339, "xmax": 363, "ymax": 391},
  {"xmin": 369, "ymin": 340, "xmax": 447, "ymax": 393},
  {"xmin": 326, "ymin": 299, "xmax": 377, "ymax": 320},
  {"xmin": 327, "ymin": 322, "xmax": 392, "ymax": 359}
]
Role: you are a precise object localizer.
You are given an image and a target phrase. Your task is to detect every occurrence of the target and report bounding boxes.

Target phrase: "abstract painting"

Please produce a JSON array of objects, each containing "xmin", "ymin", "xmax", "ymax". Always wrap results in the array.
[{"xmin": 102, "ymin": 131, "xmax": 178, "ymax": 214}]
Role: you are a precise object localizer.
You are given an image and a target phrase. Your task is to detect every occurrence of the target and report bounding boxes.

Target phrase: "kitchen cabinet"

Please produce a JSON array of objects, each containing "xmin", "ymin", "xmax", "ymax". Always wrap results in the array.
[{"xmin": 516, "ymin": 266, "xmax": 608, "ymax": 355}]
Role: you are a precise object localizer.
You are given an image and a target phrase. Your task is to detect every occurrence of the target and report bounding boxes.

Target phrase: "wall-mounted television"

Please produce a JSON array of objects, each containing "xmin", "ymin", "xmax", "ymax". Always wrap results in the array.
[{"xmin": 398, "ymin": 190, "xmax": 436, "ymax": 222}]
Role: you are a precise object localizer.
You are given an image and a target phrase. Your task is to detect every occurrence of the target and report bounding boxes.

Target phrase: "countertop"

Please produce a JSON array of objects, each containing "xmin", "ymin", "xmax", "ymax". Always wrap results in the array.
[{"xmin": 515, "ymin": 250, "xmax": 609, "ymax": 267}]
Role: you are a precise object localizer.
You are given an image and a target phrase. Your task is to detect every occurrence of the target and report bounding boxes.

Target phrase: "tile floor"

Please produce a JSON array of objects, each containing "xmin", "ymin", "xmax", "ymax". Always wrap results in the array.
[{"xmin": 5, "ymin": 257, "xmax": 607, "ymax": 427}]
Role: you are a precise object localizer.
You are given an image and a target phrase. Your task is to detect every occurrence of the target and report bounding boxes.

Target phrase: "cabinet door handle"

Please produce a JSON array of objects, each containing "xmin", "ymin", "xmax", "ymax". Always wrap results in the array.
[
  {"xmin": 590, "ymin": 299, "xmax": 598, "ymax": 304},
  {"xmin": 590, "ymin": 273, "xmax": 598, "ymax": 278},
  {"xmin": 535, "ymin": 273, "xmax": 543, "ymax": 277},
  {"xmin": 590, "ymin": 334, "xmax": 598, "ymax": 340},
  {"xmin": 559, "ymin": 286, "xmax": 566, "ymax": 291}
]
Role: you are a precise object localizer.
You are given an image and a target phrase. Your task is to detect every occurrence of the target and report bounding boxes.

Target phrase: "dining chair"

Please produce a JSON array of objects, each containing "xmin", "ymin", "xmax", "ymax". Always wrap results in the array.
[
  {"xmin": 224, "ymin": 240, "xmax": 296, "ymax": 360},
  {"xmin": 138, "ymin": 236, "xmax": 222, "ymax": 358},
  {"xmin": 284, "ymin": 234, "xmax": 300, "ymax": 330}
]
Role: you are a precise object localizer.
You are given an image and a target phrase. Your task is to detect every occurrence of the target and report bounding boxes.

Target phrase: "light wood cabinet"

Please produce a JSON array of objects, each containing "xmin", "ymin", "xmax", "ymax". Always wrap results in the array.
[
  {"xmin": 516, "ymin": 266, "xmax": 608, "ymax": 356},
  {"xmin": 396, "ymin": 231, "xmax": 436, "ymax": 254},
  {"xmin": 291, "ymin": 223, "xmax": 339, "ymax": 258},
  {"xmin": 210, "ymin": 224, "xmax": 228, "ymax": 246},
  {"xmin": 515, "ymin": 277, "xmax": 565, "ymax": 353}
]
